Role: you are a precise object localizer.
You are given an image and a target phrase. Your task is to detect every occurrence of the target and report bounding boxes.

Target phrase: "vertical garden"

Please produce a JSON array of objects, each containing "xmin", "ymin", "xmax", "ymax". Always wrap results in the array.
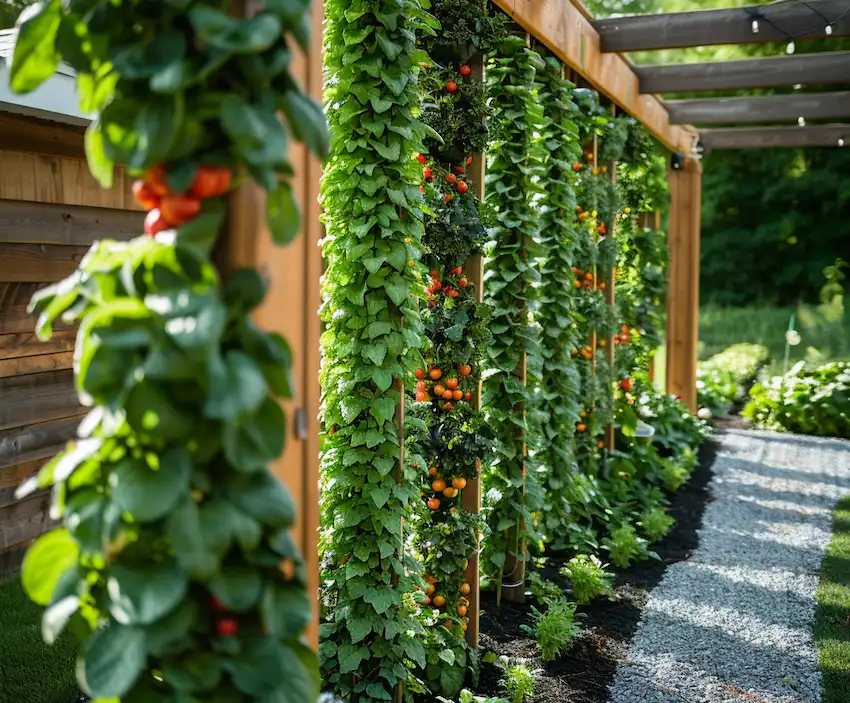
[{"xmin": 4, "ymin": 1, "xmax": 707, "ymax": 702}]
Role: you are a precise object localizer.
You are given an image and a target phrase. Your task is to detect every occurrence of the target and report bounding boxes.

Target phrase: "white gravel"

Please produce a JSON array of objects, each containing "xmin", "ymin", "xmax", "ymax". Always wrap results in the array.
[{"xmin": 609, "ymin": 428, "xmax": 850, "ymax": 703}]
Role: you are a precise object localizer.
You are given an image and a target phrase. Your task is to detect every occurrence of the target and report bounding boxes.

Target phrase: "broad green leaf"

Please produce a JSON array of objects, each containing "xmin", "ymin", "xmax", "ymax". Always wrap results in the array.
[
  {"xmin": 82, "ymin": 622, "xmax": 146, "ymax": 699},
  {"xmin": 110, "ymin": 448, "xmax": 191, "ymax": 523},
  {"xmin": 107, "ymin": 561, "xmax": 188, "ymax": 625},
  {"xmin": 267, "ymin": 183, "xmax": 301, "ymax": 245},
  {"xmin": 222, "ymin": 397, "xmax": 286, "ymax": 472},
  {"xmin": 280, "ymin": 90, "xmax": 329, "ymax": 160},
  {"xmin": 22, "ymin": 528, "xmax": 79, "ymax": 606},
  {"xmin": 166, "ymin": 499, "xmax": 218, "ymax": 579},
  {"xmin": 10, "ymin": 1, "xmax": 62, "ymax": 93},
  {"xmin": 226, "ymin": 472, "xmax": 295, "ymax": 528},
  {"xmin": 209, "ymin": 566, "xmax": 263, "ymax": 611},
  {"xmin": 260, "ymin": 584, "xmax": 311, "ymax": 640},
  {"xmin": 204, "ymin": 351, "xmax": 267, "ymax": 420}
]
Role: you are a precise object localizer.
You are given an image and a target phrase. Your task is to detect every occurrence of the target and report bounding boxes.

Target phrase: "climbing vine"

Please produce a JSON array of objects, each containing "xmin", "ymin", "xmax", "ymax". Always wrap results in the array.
[
  {"xmin": 318, "ymin": 0, "xmax": 436, "ymax": 700},
  {"xmin": 482, "ymin": 33, "xmax": 546, "ymax": 599},
  {"xmin": 10, "ymin": 0, "xmax": 325, "ymax": 700}
]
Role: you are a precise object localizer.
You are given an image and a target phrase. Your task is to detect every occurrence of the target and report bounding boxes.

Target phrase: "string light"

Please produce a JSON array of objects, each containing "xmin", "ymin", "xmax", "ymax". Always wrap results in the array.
[
  {"xmin": 840, "ymin": 138, "xmax": 846, "ymax": 147},
  {"xmin": 793, "ymin": 84, "xmax": 802, "ymax": 90},
  {"xmin": 798, "ymin": 117, "xmax": 806, "ymax": 127},
  {"xmin": 826, "ymin": 24, "xmax": 834, "ymax": 34},
  {"xmin": 752, "ymin": 19, "xmax": 760, "ymax": 32},
  {"xmin": 786, "ymin": 40, "xmax": 796, "ymax": 54}
]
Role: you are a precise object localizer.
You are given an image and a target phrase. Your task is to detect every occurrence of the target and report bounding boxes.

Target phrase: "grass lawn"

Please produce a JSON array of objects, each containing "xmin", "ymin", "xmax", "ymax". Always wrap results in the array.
[
  {"xmin": 816, "ymin": 495, "xmax": 850, "ymax": 702},
  {"xmin": 699, "ymin": 305, "xmax": 850, "ymax": 374},
  {"xmin": 0, "ymin": 577, "xmax": 79, "ymax": 703}
]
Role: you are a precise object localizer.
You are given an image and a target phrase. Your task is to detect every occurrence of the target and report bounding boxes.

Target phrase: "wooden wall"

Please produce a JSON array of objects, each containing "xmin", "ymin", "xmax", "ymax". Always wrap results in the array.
[{"xmin": 0, "ymin": 120, "xmax": 142, "ymax": 577}]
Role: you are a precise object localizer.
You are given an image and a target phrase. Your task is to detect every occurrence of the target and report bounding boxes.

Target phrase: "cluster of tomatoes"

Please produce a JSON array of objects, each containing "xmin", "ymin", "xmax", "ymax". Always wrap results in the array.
[
  {"xmin": 571, "ymin": 266, "xmax": 607, "ymax": 291},
  {"xmin": 424, "ymin": 470, "xmax": 468, "ymax": 510},
  {"xmin": 425, "ymin": 267, "xmax": 469, "ymax": 300},
  {"xmin": 416, "ymin": 577, "xmax": 472, "ymax": 631},
  {"xmin": 571, "ymin": 345, "xmax": 594, "ymax": 360},
  {"xmin": 414, "ymin": 363, "xmax": 473, "ymax": 411},
  {"xmin": 418, "ymin": 156, "xmax": 472, "ymax": 202},
  {"xmin": 444, "ymin": 63, "xmax": 472, "ymax": 95},
  {"xmin": 209, "ymin": 595, "xmax": 239, "ymax": 637},
  {"xmin": 615, "ymin": 324, "xmax": 634, "ymax": 345},
  {"xmin": 575, "ymin": 205, "xmax": 608, "ymax": 236},
  {"xmin": 134, "ymin": 164, "xmax": 233, "ymax": 236},
  {"xmin": 576, "ymin": 410, "xmax": 607, "ymax": 449}
]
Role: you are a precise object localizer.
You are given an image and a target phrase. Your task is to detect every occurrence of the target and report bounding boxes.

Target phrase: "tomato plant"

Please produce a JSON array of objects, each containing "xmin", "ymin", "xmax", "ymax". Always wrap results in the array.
[{"xmin": 10, "ymin": 0, "xmax": 326, "ymax": 700}]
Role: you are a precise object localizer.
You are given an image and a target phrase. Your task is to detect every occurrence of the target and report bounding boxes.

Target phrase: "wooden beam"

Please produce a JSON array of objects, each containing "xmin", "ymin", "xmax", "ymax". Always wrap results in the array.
[
  {"xmin": 0, "ymin": 416, "xmax": 80, "ymax": 470},
  {"xmin": 0, "ymin": 329, "xmax": 76, "ymax": 361},
  {"xmin": 637, "ymin": 52, "xmax": 850, "ymax": 94},
  {"xmin": 0, "ymin": 371, "xmax": 80, "ymax": 432},
  {"xmin": 491, "ymin": 0, "xmax": 698, "ymax": 154},
  {"xmin": 0, "ymin": 199, "xmax": 143, "ymax": 245},
  {"xmin": 593, "ymin": 1, "xmax": 850, "ymax": 52},
  {"xmin": 700, "ymin": 123, "xmax": 850, "ymax": 150},
  {"xmin": 0, "ymin": 243, "xmax": 88, "ymax": 283},
  {"xmin": 0, "ymin": 114, "xmax": 86, "ymax": 160},
  {"xmin": 666, "ymin": 158, "xmax": 701, "ymax": 413},
  {"xmin": 666, "ymin": 91, "xmax": 850, "ymax": 125}
]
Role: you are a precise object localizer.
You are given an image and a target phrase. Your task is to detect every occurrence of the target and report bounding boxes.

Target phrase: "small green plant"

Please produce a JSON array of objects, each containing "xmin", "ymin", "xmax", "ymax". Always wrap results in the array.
[
  {"xmin": 502, "ymin": 661, "xmax": 536, "ymax": 703},
  {"xmin": 520, "ymin": 599, "xmax": 582, "ymax": 661},
  {"xmin": 660, "ymin": 455, "xmax": 691, "ymax": 492},
  {"xmin": 454, "ymin": 690, "xmax": 510, "ymax": 703},
  {"xmin": 640, "ymin": 506, "xmax": 675, "ymax": 542},
  {"xmin": 604, "ymin": 523, "xmax": 652, "ymax": 568},
  {"xmin": 527, "ymin": 571, "xmax": 564, "ymax": 604},
  {"xmin": 561, "ymin": 554, "xmax": 614, "ymax": 605}
]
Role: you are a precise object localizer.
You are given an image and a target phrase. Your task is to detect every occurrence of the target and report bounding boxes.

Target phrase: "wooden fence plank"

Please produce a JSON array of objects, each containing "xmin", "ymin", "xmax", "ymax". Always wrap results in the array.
[
  {"xmin": 0, "ymin": 416, "xmax": 80, "ymax": 470},
  {"xmin": 0, "ymin": 243, "xmax": 88, "ymax": 283},
  {"xmin": 0, "ymin": 114, "xmax": 86, "ymax": 160},
  {"xmin": 0, "ymin": 492, "xmax": 53, "ymax": 551},
  {"xmin": 0, "ymin": 457, "xmax": 53, "ymax": 489},
  {"xmin": 0, "ymin": 329, "xmax": 76, "ymax": 360},
  {"xmin": 0, "ymin": 199, "xmax": 144, "ymax": 245},
  {"xmin": 0, "ymin": 351, "xmax": 74, "ymax": 379},
  {"xmin": 0, "ymin": 371, "xmax": 80, "ymax": 431}
]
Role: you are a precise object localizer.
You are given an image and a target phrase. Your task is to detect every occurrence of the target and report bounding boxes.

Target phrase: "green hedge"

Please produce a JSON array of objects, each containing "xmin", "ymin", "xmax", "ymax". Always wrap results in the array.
[{"xmin": 697, "ymin": 343, "xmax": 770, "ymax": 416}]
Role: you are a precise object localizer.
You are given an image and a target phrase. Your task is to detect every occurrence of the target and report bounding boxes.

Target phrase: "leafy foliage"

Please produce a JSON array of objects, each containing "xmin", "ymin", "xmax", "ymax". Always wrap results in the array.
[
  {"xmin": 604, "ymin": 523, "xmax": 653, "ymax": 569},
  {"xmin": 698, "ymin": 343, "xmax": 770, "ymax": 415},
  {"xmin": 520, "ymin": 599, "xmax": 582, "ymax": 661},
  {"xmin": 744, "ymin": 361, "xmax": 850, "ymax": 438},
  {"xmin": 501, "ymin": 661, "xmax": 535, "ymax": 703},
  {"xmin": 640, "ymin": 506, "xmax": 675, "ymax": 542},
  {"xmin": 560, "ymin": 554, "xmax": 613, "ymax": 605},
  {"xmin": 318, "ymin": 0, "xmax": 436, "ymax": 699},
  {"xmin": 10, "ymin": 0, "xmax": 325, "ymax": 700}
]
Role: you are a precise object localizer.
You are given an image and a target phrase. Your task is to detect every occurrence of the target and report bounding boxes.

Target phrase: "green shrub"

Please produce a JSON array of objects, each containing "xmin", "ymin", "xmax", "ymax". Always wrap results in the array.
[
  {"xmin": 527, "ymin": 572, "xmax": 564, "ymax": 604},
  {"xmin": 502, "ymin": 662, "xmax": 535, "ymax": 703},
  {"xmin": 698, "ymin": 343, "xmax": 770, "ymax": 415},
  {"xmin": 743, "ymin": 361, "xmax": 850, "ymax": 438},
  {"xmin": 561, "ymin": 554, "xmax": 614, "ymax": 604},
  {"xmin": 640, "ymin": 506, "xmax": 675, "ymax": 541},
  {"xmin": 659, "ymin": 449, "xmax": 696, "ymax": 492},
  {"xmin": 604, "ymin": 523, "xmax": 652, "ymax": 568},
  {"xmin": 520, "ymin": 599, "xmax": 582, "ymax": 661}
]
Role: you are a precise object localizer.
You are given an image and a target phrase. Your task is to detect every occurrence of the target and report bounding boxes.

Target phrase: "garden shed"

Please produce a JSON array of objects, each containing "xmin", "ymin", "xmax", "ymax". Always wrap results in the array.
[{"xmin": 0, "ymin": 29, "xmax": 143, "ymax": 576}]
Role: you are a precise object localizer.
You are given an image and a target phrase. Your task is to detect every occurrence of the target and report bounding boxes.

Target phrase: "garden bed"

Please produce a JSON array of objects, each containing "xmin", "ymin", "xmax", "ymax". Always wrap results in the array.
[{"xmin": 476, "ymin": 440, "xmax": 718, "ymax": 702}]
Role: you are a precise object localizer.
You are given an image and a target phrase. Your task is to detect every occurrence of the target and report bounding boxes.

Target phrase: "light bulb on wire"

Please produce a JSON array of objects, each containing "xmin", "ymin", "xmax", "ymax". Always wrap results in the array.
[
  {"xmin": 840, "ymin": 138, "xmax": 846, "ymax": 147},
  {"xmin": 826, "ymin": 24, "xmax": 834, "ymax": 35},
  {"xmin": 798, "ymin": 117, "xmax": 806, "ymax": 127},
  {"xmin": 786, "ymin": 41, "xmax": 795, "ymax": 55},
  {"xmin": 752, "ymin": 19, "xmax": 760, "ymax": 33}
]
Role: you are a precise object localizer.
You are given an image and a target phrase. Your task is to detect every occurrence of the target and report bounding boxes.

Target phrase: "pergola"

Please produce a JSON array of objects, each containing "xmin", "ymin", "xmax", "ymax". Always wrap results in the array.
[{"xmin": 491, "ymin": 0, "xmax": 850, "ymax": 411}]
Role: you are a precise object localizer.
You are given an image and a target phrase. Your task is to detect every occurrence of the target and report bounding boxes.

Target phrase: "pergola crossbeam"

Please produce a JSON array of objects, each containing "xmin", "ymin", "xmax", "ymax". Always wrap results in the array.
[
  {"xmin": 667, "ymin": 91, "xmax": 850, "ymax": 125},
  {"xmin": 637, "ymin": 52, "xmax": 850, "ymax": 94},
  {"xmin": 700, "ymin": 123, "xmax": 850, "ymax": 150},
  {"xmin": 593, "ymin": 0, "xmax": 850, "ymax": 52}
]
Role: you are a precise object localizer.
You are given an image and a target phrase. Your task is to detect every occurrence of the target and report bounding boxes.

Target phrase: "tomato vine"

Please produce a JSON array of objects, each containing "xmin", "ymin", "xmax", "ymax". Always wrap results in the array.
[
  {"xmin": 318, "ymin": 0, "xmax": 438, "ymax": 700},
  {"xmin": 10, "ymin": 0, "xmax": 325, "ymax": 700}
]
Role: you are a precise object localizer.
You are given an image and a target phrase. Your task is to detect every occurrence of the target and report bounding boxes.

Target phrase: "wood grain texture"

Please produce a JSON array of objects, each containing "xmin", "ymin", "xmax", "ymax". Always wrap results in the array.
[
  {"xmin": 637, "ymin": 52, "xmax": 850, "ymax": 94},
  {"xmin": 0, "ymin": 283, "xmax": 75, "ymax": 335},
  {"xmin": 0, "ymin": 329, "xmax": 76, "ymax": 360},
  {"xmin": 0, "ymin": 351, "xmax": 74, "ymax": 379},
  {"xmin": 0, "ymin": 371, "xmax": 80, "ymax": 431},
  {"xmin": 0, "ymin": 492, "xmax": 53, "ymax": 551},
  {"xmin": 0, "ymin": 243, "xmax": 88, "ymax": 283},
  {"xmin": 0, "ymin": 151, "xmax": 137, "ymax": 210},
  {"xmin": 0, "ymin": 456, "xmax": 53, "ymax": 489},
  {"xmin": 0, "ymin": 114, "xmax": 86, "ymax": 160},
  {"xmin": 0, "ymin": 199, "xmax": 144, "ymax": 245},
  {"xmin": 666, "ymin": 91, "xmax": 850, "ymax": 126},
  {"xmin": 700, "ymin": 124, "xmax": 850, "ymax": 151},
  {"xmin": 0, "ymin": 538, "xmax": 34, "ymax": 578},
  {"xmin": 0, "ymin": 415, "xmax": 79, "ymax": 470},
  {"xmin": 491, "ymin": 0, "xmax": 698, "ymax": 154},
  {"xmin": 592, "ymin": 0, "xmax": 850, "ymax": 52}
]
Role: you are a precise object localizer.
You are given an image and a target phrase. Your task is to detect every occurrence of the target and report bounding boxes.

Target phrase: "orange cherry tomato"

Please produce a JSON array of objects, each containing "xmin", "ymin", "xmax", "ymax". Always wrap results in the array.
[
  {"xmin": 432, "ymin": 479, "xmax": 447, "ymax": 492},
  {"xmin": 425, "ymin": 575, "xmax": 438, "ymax": 585},
  {"xmin": 452, "ymin": 477, "xmax": 467, "ymax": 490},
  {"xmin": 457, "ymin": 605, "xmax": 468, "ymax": 616},
  {"xmin": 144, "ymin": 165, "xmax": 170, "ymax": 196},
  {"xmin": 433, "ymin": 384, "xmax": 446, "ymax": 397},
  {"xmin": 429, "ymin": 368, "xmax": 443, "ymax": 380},
  {"xmin": 445, "ymin": 378, "xmax": 458, "ymax": 390},
  {"xmin": 189, "ymin": 165, "xmax": 233, "ymax": 199},
  {"xmin": 415, "ymin": 392, "xmax": 427, "ymax": 402},
  {"xmin": 452, "ymin": 389, "xmax": 463, "ymax": 401},
  {"xmin": 433, "ymin": 595, "xmax": 446, "ymax": 607},
  {"xmin": 133, "ymin": 180, "xmax": 160, "ymax": 210},
  {"xmin": 464, "ymin": 392, "xmax": 472, "ymax": 401},
  {"xmin": 459, "ymin": 583, "xmax": 471, "ymax": 595},
  {"xmin": 160, "ymin": 195, "xmax": 201, "ymax": 227},
  {"xmin": 442, "ymin": 389, "xmax": 454, "ymax": 400},
  {"xmin": 458, "ymin": 364, "xmax": 472, "ymax": 377},
  {"xmin": 426, "ymin": 584, "xmax": 435, "ymax": 596},
  {"xmin": 576, "ymin": 423, "xmax": 587, "ymax": 432},
  {"xmin": 457, "ymin": 181, "xmax": 469, "ymax": 194},
  {"xmin": 443, "ymin": 402, "xmax": 453, "ymax": 411},
  {"xmin": 427, "ymin": 498, "xmax": 440, "ymax": 510}
]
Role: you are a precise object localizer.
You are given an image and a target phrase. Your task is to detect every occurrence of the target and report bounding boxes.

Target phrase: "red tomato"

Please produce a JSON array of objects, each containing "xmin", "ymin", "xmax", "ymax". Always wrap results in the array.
[
  {"xmin": 133, "ymin": 180, "xmax": 160, "ymax": 210},
  {"xmin": 160, "ymin": 195, "xmax": 201, "ymax": 227},
  {"xmin": 216, "ymin": 617, "xmax": 239, "ymax": 637},
  {"xmin": 446, "ymin": 81, "xmax": 458, "ymax": 93},
  {"xmin": 457, "ymin": 181, "xmax": 469, "ymax": 194},
  {"xmin": 417, "ymin": 154, "xmax": 427, "ymax": 164},
  {"xmin": 459, "ymin": 65, "xmax": 472, "ymax": 77},
  {"xmin": 145, "ymin": 165, "xmax": 170, "ymax": 196},
  {"xmin": 189, "ymin": 165, "xmax": 233, "ymax": 199},
  {"xmin": 144, "ymin": 208, "xmax": 170, "ymax": 236}
]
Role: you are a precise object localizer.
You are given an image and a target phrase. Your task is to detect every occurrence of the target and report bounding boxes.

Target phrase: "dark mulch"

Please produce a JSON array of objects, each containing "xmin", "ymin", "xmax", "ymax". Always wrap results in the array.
[{"xmin": 476, "ymin": 440, "xmax": 719, "ymax": 703}]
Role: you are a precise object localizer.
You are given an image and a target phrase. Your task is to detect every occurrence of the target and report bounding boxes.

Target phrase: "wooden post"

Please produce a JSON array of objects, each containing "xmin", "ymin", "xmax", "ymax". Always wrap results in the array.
[
  {"xmin": 638, "ymin": 211, "xmax": 661, "ymax": 385},
  {"xmin": 461, "ymin": 56, "xmax": 485, "ymax": 647},
  {"xmin": 219, "ymin": 0, "xmax": 323, "ymax": 651},
  {"xmin": 665, "ymin": 157, "xmax": 702, "ymax": 412},
  {"xmin": 604, "ymin": 107, "xmax": 617, "ymax": 452}
]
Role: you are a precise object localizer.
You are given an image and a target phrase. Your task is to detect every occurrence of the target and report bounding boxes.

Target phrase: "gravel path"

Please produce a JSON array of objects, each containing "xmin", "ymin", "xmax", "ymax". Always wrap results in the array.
[{"xmin": 609, "ymin": 429, "xmax": 850, "ymax": 703}]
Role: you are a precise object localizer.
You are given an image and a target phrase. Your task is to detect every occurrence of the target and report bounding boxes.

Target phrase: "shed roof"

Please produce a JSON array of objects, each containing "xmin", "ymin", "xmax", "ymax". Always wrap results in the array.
[{"xmin": 0, "ymin": 29, "xmax": 90, "ymax": 126}]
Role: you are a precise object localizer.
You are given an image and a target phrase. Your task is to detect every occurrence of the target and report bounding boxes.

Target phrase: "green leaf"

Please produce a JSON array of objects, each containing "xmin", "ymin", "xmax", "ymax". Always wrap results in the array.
[
  {"xmin": 166, "ymin": 499, "xmax": 218, "ymax": 579},
  {"xmin": 226, "ymin": 472, "xmax": 295, "ymax": 528},
  {"xmin": 82, "ymin": 622, "xmax": 146, "ymax": 699},
  {"xmin": 111, "ymin": 448, "xmax": 192, "ymax": 523},
  {"xmin": 85, "ymin": 121, "xmax": 115, "ymax": 188},
  {"xmin": 362, "ymin": 342, "xmax": 387, "ymax": 367},
  {"xmin": 209, "ymin": 566, "xmax": 263, "ymax": 611},
  {"xmin": 370, "ymin": 396, "xmax": 396, "ymax": 425},
  {"xmin": 220, "ymin": 95, "xmax": 288, "ymax": 167},
  {"xmin": 10, "ymin": 1, "xmax": 62, "ymax": 93},
  {"xmin": 162, "ymin": 652, "xmax": 222, "ymax": 692},
  {"xmin": 223, "ymin": 638, "xmax": 290, "ymax": 696},
  {"xmin": 257, "ymin": 642, "xmax": 319, "ymax": 703},
  {"xmin": 384, "ymin": 274, "xmax": 408, "ymax": 305},
  {"xmin": 199, "ymin": 500, "xmax": 262, "ymax": 554},
  {"xmin": 205, "ymin": 351, "xmax": 267, "ymax": 420},
  {"xmin": 189, "ymin": 7, "xmax": 282, "ymax": 52},
  {"xmin": 42, "ymin": 595, "xmax": 79, "ymax": 645},
  {"xmin": 144, "ymin": 598, "xmax": 198, "ymax": 656},
  {"xmin": 107, "ymin": 561, "xmax": 188, "ymax": 625},
  {"xmin": 363, "ymin": 585, "xmax": 395, "ymax": 614},
  {"xmin": 22, "ymin": 529, "xmax": 79, "ymax": 606},
  {"xmin": 267, "ymin": 184, "xmax": 301, "ymax": 245},
  {"xmin": 223, "ymin": 397, "xmax": 286, "ymax": 471},
  {"xmin": 280, "ymin": 90, "xmax": 329, "ymax": 160},
  {"xmin": 368, "ymin": 484, "xmax": 391, "ymax": 510},
  {"xmin": 125, "ymin": 382, "xmax": 194, "ymax": 440},
  {"xmin": 261, "ymin": 584, "xmax": 312, "ymax": 640}
]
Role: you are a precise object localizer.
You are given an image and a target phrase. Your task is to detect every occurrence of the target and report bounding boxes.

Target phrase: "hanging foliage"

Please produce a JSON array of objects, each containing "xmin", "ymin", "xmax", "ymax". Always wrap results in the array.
[
  {"xmin": 318, "ymin": 0, "xmax": 439, "ymax": 699},
  {"xmin": 10, "ymin": 0, "xmax": 326, "ymax": 700},
  {"xmin": 482, "ymin": 33, "xmax": 546, "ymax": 598}
]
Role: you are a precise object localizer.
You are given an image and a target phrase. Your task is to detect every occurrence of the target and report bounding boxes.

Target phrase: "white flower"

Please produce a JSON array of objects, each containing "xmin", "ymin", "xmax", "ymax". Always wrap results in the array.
[
  {"xmin": 786, "ymin": 329, "xmax": 802, "ymax": 346},
  {"xmin": 697, "ymin": 407, "xmax": 712, "ymax": 419}
]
